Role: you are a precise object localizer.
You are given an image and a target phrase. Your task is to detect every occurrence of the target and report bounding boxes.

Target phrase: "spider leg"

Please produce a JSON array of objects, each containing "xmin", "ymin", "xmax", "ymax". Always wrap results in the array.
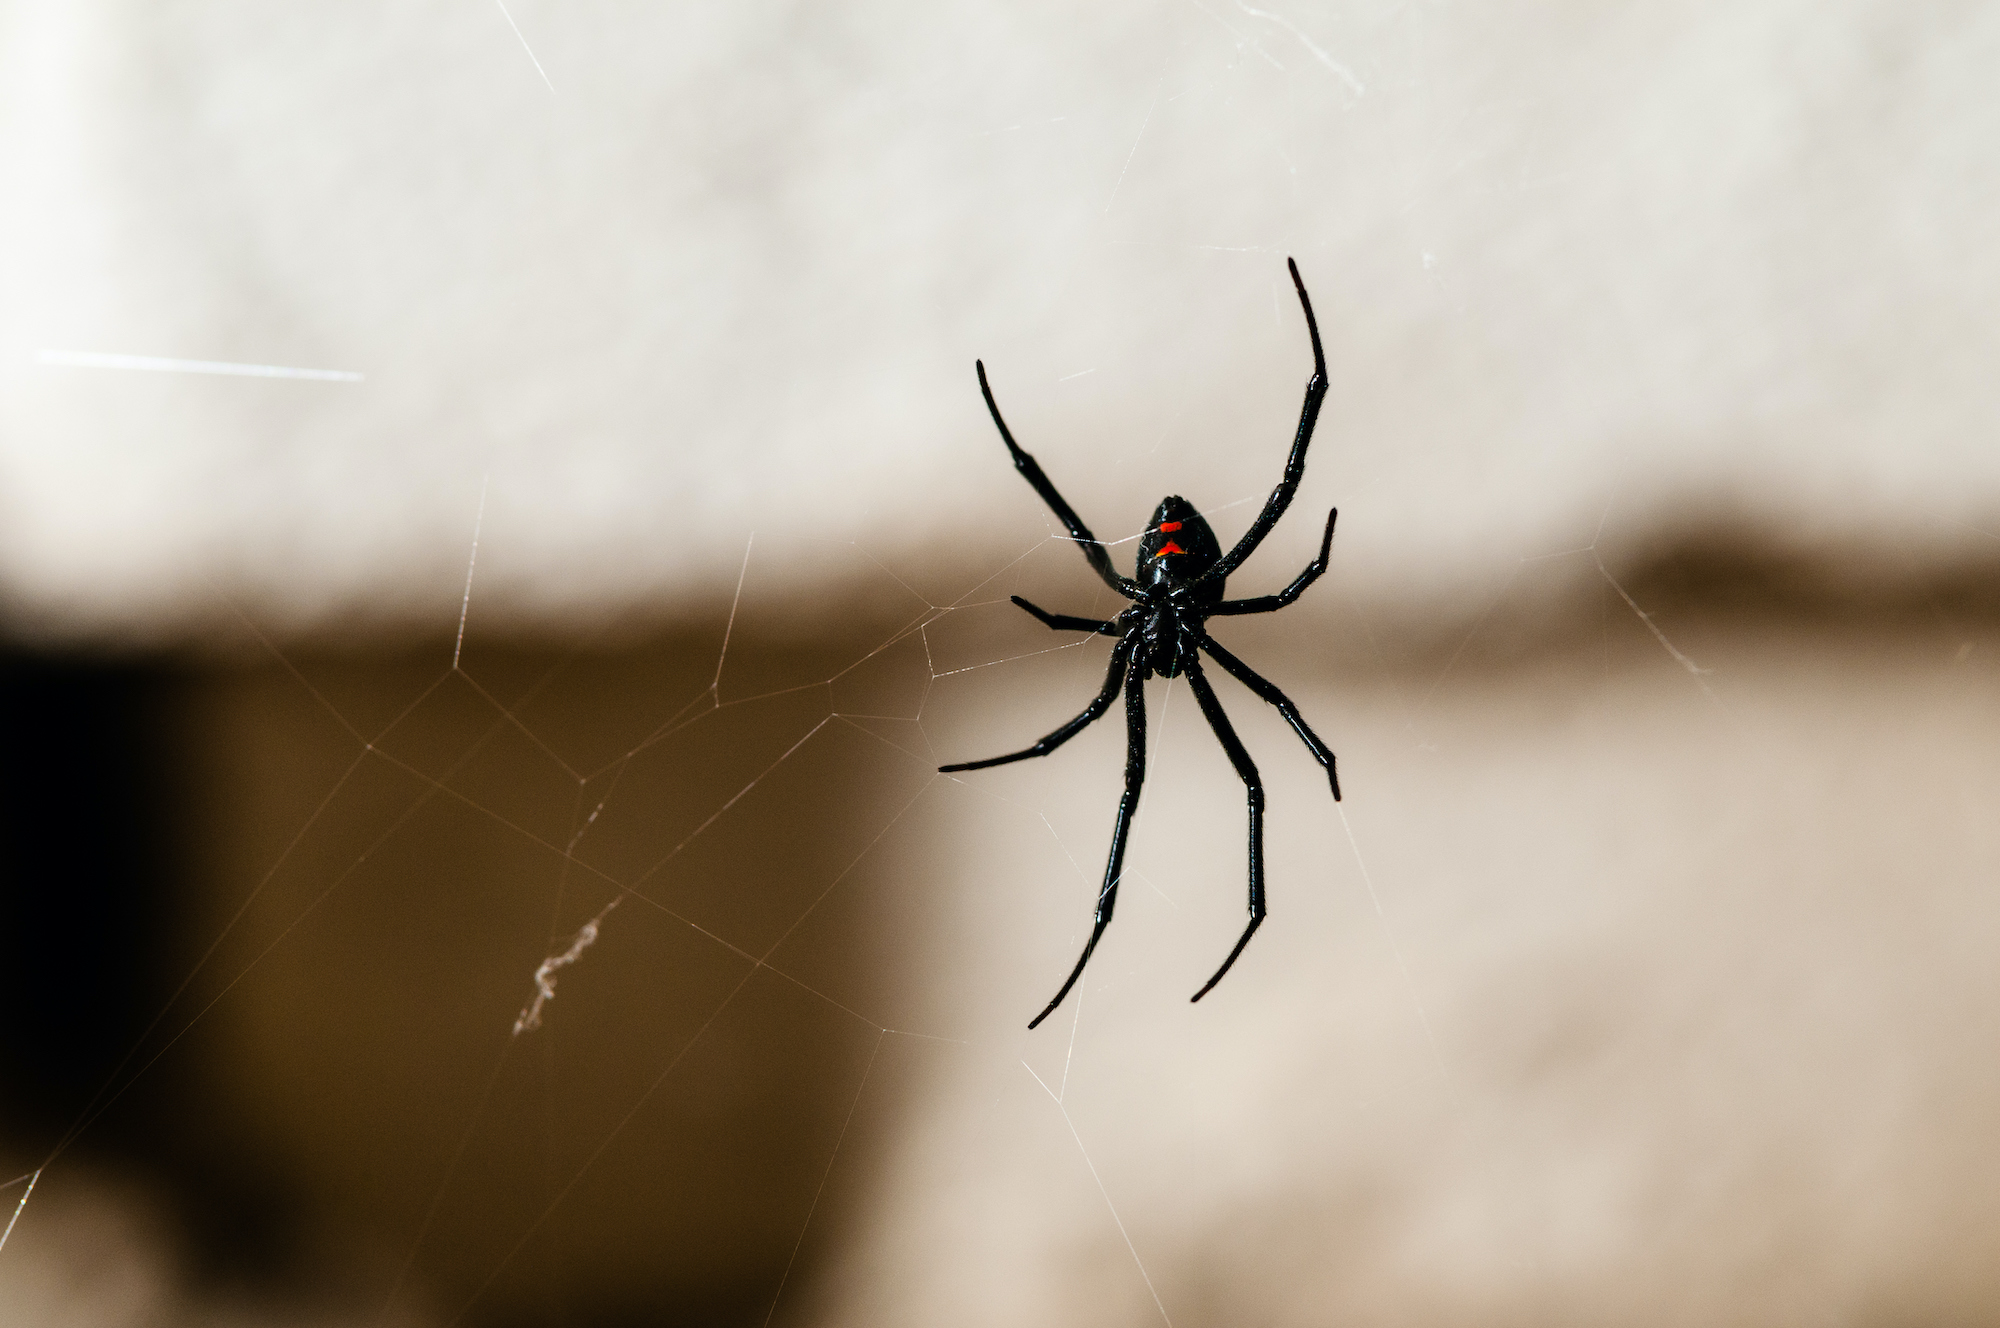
[
  {"xmin": 1191, "ymin": 258, "xmax": 1328, "ymax": 591},
  {"xmin": 1207, "ymin": 508, "xmax": 1337, "ymax": 616},
  {"xmin": 1028, "ymin": 654, "xmax": 1147, "ymax": 1029},
  {"xmin": 938, "ymin": 634, "xmax": 1135, "ymax": 773},
  {"xmin": 1012, "ymin": 595, "xmax": 1120, "ymax": 636},
  {"xmin": 1183, "ymin": 657, "xmax": 1267, "ymax": 1003},
  {"xmin": 1198, "ymin": 636, "xmax": 1340, "ymax": 800},
  {"xmin": 977, "ymin": 361, "xmax": 1141, "ymax": 600}
]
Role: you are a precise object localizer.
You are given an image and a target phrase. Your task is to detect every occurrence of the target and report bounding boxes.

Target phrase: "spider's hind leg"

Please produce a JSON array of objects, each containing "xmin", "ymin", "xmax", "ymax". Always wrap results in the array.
[
  {"xmin": 1184, "ymin": 658, "xmax": 1266, "ymax": 1003},
  {"xmin": 1028, "ymin": 655, "xmax": 1147, "ymax": 1029},
  {"xmin": 1199, "ymin": 636, "xmax": 1340, "ymax": 801}
]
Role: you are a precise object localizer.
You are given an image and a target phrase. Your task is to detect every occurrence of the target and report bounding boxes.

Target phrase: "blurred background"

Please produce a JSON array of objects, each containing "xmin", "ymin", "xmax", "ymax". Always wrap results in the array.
[{"xmin": 3, "ymin": 2, "xmax": 1998, "ymax": 1324}]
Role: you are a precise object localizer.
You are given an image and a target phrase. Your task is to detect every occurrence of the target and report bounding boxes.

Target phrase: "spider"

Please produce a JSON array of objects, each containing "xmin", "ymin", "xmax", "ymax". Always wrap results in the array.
[{"xmin": 940, "ymin": 258, "xmax": 1342, "ymax": 1029}]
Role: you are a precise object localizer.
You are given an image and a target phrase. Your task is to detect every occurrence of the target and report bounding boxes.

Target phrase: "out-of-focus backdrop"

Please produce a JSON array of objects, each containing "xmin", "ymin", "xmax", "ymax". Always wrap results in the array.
[{"xmin": 2, "ymin": 3, "xmax": 1997, "ymax": 1325}]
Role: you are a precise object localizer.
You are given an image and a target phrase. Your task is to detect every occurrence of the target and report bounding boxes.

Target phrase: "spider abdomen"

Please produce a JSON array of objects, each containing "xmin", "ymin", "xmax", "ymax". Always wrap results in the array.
[{"xmin": 1137, "ymin": 496, "xmax": 1225, "ymax": 603}]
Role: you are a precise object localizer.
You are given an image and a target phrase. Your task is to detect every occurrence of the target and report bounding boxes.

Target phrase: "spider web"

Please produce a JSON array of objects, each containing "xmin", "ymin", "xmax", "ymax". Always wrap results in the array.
[
  {"xmin": 0, "ymin": 354, "xmax": 1401, "ymax": 1301},
  {"xmin": 0, "ymin": 452, "xmax": 1845, "ymax": 1328},
  {"xmin": 7, "ymin": 342, "xmax": 2000, "ymax": 1327},
  {"xmin": 7, "ymin": 3, "xmax": 2000, "ymax": 1325}
]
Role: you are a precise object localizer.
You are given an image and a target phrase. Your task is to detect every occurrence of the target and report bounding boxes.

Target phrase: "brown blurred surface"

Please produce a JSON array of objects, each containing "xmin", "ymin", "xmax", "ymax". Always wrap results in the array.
[
  {"xmin": 831, "ymin": 569, "xmax": 2000, "ymax": 1327},
  {"xmin": 6, "ymin": 532, "xmax": 1998, "ymax": 1325},
  {"xmin": 3, "ymin": 618, "xmax": 936, "ymax": 1324},
  {"xmin": 178, "ymin": 625, "xmax": 941, "ymax": 1323}
]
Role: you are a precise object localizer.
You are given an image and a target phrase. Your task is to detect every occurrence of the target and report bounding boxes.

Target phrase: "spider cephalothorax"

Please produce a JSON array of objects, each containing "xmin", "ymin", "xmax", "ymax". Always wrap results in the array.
[{"xmin": 941, "ymin": 258, "xmax": 1343, "ymax": 1029}]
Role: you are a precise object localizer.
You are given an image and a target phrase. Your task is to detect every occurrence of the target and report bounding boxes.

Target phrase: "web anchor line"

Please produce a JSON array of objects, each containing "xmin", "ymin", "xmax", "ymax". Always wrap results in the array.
[
  {"xmin": 763, "ymin": 1030, "xmax": 887, "ymax": 1327},
  {"xmin": 453, "ymin": 476, "xmax": 489, "ymax": 671},
  {"xmin": 0, "ymin": 1169, "xmax": 40, "ymax": 1256},
  {"xmin": 1024, "ymin": 1062, "xmax": 1174, "ymax": 1327}
]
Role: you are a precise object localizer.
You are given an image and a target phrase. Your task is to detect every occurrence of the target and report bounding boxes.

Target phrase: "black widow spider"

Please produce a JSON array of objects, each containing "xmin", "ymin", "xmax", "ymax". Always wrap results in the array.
[{"xmin": 941, "ymin": 258, "xmax": 1342, "ymax": 1029}]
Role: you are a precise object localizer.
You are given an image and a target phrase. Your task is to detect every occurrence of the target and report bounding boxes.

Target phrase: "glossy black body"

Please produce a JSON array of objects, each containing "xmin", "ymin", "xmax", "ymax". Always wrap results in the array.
[
  {"xmin": 940, "ymin": 259, "xmax": 1342, "ymax": 1029},
  {"xmin": 1131, "ymin": 496, "xmax": 1223, "ymax": 677}
]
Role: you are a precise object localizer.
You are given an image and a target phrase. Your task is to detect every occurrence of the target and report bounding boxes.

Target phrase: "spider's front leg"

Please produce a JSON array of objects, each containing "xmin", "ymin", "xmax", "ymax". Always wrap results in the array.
[
  {"xmin": 1191, "ymin": 257, "xmax": 1329, "ymax": 591},
  {"xmin": 977, "ymin": 362, "xmax": 1140, "ymax": 599},
  {"xmin": 1199, "ymin": 635, "xmax": 1340, "ymax": 801},
  {"xmin": 1029, "ymin": 652, "xmax": 1147, "ymax": 1029}
]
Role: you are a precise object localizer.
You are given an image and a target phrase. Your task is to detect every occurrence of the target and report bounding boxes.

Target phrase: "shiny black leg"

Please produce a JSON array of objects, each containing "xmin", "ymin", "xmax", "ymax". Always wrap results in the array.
[
  {"xmin": 1207, "ymin": 507, "xmax": 1338, "ymax": 616},
  {"xmin": 1198, "ymin": 637, "xmax": 1340, "ymax": 801},
  {"xmin": 977, "ymin": 362, "xmax": 1140, "ymax": 599},
  {"xmin": 938, "ymin": 635, "xmax": 1134, "ymax": 773},
  {"xmin": 1184, "ymin": 657, "xmax": 1266, "ymax": 1002},
  {"xmin": 1012, "ymin": 595, "xmax": 1120, "ymax": 636},
  {"xmin": 1191, "ymin": 257, "xmax": 1328, "ymax": 591},
  {"xmin": 1028, "ymin": 656, "xmax": 1146, "ymax": 1029}
]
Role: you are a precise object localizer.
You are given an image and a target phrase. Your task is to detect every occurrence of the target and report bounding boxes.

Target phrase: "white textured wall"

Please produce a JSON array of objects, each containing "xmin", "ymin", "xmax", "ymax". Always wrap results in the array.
[{"xmin": 3, "ymin": 2, "xmax": 1995, "ymax": 638}]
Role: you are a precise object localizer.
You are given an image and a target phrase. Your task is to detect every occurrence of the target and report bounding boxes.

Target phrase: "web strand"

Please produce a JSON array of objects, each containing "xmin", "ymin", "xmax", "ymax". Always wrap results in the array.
[
  {"xmin": 16, "ymin": 505, "xmax": 1429, "ymax": 1320},
  {"xmin": 0, "ymin": 1170, "xmax": 40, "ymax": 1256},
  {"xmin": 454, "ymin": 477, "xmax": 488, "ymax": 671},
  {"xmin": 1023, "ymin": 1062, "xmax": 1174, "ymax": 1327},
  {"xmin": 763, "ymin": 1030, "xmax": 886, "ymax": 1327}
]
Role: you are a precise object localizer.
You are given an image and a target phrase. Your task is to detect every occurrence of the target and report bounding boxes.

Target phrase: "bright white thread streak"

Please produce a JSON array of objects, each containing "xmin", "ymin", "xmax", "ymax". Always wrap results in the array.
[
  {"xmin": 1520, "ymin": 543, "xmax": 1599, "ymax": 563},
  {"xmin": 1336, "ymin": 805, "xmax": 1449, "ymax": 1082},
  {"xmin": 37, "ymin": 349, "xmax": 361, "ymax": 381},
  {"xmin": 0, "ymin": 1168, "xmax": 39, "ymax": 1255},
  {"xmin": 1189, "ymin": 0, "xmax": 1285, "ymax": 70},
  {"xmin": 491, "ymin": 0, "xmax": 555, "ymax": 93},
  {"xmin": 636, "ymin": 717, "xmax": 834, "ymax": 880},
  {"xmin": 512, "ymin": 899, "xmax": 618, "ymax": 1036},
  {"xmin": 1058, "ymin": 981, "xmax": 1085, "ymax": 1102},
  {"xmin": 715, "ymin": 534, "xmax": 753, "ymax": 693},
  {"xmin": 1023, "ymin": 1062, "xmax": 1173, "ymax": 1327},
  {"xmin": 1104, "ymin": 87, "xmax": 1161, "ymax": 215},
  {"xmin": 1063, "ymin": 496, "xmax": 1257, "ymax": 554},
  {"xmin": 1231, "ymin": 1, "xmax": 1365, "ymax": 95},
  {"xmin": 1058, "ymin": 367, "xmax": 1098, "ymax": 382},
  {"xmin": 929, "ymin": 638, "xmax": 1096, "ymax": 679},
  {"xmin": 763, "ymin": 1031, "xmax": 885, "ymax": 1327},
  {"xmin": 1035, "ymin": 810, "xmax": 1095, "ymax": 890},
  {"xmin": 453, "ymin": 477, "xmax": 488, "ymax": 670},
  {"xmin": 1594, "ymin": 550, "xmax": 1713, "ymax": 679},
  {"xmin": 1525, "ymin": 497, "xmax": 1717, "ymax": 701}
]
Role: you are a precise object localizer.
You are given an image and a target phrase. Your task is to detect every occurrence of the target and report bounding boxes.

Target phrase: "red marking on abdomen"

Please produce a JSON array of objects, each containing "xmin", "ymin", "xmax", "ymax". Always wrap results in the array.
[
  {"xmin": 1154, "ymin": 540, "xmax": 1187, "ymax": 558},
  {"xmin": 1158, "ymin": 521, "xmax": 1183, "ymax": 532}
]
